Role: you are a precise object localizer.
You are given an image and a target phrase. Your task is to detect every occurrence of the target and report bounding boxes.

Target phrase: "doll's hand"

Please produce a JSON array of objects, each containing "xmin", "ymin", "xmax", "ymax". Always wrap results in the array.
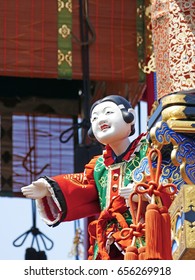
[
  {"xmin": 119, "ymin": 183, "xmax": 135, "ymax": 200},
  {"xmin": 119, "ymin": 183, "xmax": 151, "ymax": 205},
  {"xmin": 21, "ymin": 178, "xmax": 51, "ymax": 199},
  {"xmin": 119, "ymin": 183, "xmax": 137, "ymax": 205}
]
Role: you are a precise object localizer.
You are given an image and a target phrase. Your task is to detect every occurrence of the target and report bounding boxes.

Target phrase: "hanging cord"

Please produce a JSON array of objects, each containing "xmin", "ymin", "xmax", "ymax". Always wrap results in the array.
[
  {"xmin": 135, "ymin": 148, "xmax": 177, "ymax": 201},
  {"xmin": 71, "ymin": 0, "xmax": 96, "ymax": 46},
  {"xmin": 13, "ymin": 199, "xmax": 54, "ymax": 251},
  {"xmin": 59, "ymin": 118, "xmax": 90, "ymax": 144},
  {"xmin": 60, "ymin": 0, "xmax": 94, "ymax": 146},
  {"xmin": 22, "ymin": 146, "xmax": 50, "ymax": 175},
  {"xmin": 13, "ymin": 115, "xmax": 54, "ymax": 252}
]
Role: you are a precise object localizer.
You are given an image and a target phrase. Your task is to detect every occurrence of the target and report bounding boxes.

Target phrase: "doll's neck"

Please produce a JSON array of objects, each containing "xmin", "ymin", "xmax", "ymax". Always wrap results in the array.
[{"xmin": 109, "ymin": 138, "xmax": 131, "ymax": 156}]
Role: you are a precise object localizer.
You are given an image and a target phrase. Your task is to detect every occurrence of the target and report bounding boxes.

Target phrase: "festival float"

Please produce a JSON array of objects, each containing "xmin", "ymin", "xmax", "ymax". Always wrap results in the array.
[{"xmin": 0, "ymin": 0, "xmax": 194, "ymax": 260}]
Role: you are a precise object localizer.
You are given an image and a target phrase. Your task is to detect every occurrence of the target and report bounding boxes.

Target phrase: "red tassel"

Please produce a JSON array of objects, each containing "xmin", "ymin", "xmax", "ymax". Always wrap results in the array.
[
  {"xmin": 159, "ymin": 206, "xmax": 173, "ymax": 260},
  {"xmin": 145, "ymin": 204, "xmax": 163, "ymax": 259},
  {"xmin": 124, "ymin": 246, "xmax": 138, "ymax": 260},
  {"xmin": 138, "ymin": 246, "xmax": 146, "ymax": 260}
]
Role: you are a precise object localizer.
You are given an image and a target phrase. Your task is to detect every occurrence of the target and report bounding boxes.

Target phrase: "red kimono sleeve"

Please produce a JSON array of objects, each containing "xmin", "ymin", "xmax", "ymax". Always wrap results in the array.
[{"xmin": 38, "ymin": 156, "xmax": 101, "ymax": 226}]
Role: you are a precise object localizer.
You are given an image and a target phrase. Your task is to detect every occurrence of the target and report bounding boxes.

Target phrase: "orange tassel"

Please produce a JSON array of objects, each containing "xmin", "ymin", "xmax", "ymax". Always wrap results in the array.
[
  {"xmin": 159, "ymin": 206, "xmax": 173, "ymax": 260},
  {"xmin": 145, "ymin": 204, "xmax": 163, "ymax": 260},
  {"xmin": 134, "ymin": 148, "xmax": 177, "ymax": 260},
  {"xmin": 138, "ymin": 246, "xmax": 146, "ymax": 260},
  {"xmin": 124, "ymin": 246, "xmax": 138, "ymax": 260}
]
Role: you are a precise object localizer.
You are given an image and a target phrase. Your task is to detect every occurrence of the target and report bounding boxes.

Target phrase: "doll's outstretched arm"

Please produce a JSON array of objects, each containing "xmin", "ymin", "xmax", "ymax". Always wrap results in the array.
[
  {"xmin": 21, "ymin": 177, "xmax": 66, "ymax": 226},
  {"xmin": 21, "ymin": 178, "xmax": 51, "ymax": 199},
  {"xmin": 21, "ymin": 160, "xmax": 100, "ymax": 226}
]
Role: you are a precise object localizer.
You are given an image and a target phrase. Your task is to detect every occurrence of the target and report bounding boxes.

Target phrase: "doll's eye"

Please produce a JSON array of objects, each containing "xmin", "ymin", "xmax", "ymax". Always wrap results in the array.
[
  {"xmin": 105, "ymin": 110, "xmax": 113, "ymax": 115},
  {"xmin": 91, "ymin": 116, "xmax": 98, "ymax": 122}
]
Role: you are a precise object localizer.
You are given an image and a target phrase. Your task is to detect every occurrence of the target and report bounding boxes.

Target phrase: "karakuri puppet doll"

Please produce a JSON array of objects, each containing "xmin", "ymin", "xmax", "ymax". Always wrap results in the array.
[{"xmin": 21, "ymin": 95, "xmax": 150, "ymax": 260}]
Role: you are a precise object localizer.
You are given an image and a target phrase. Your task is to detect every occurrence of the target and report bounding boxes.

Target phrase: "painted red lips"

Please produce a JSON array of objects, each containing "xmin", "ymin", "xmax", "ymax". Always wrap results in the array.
[{"xmin": 100, "ymin": 124, "xmax": 110, "ymax": 131}]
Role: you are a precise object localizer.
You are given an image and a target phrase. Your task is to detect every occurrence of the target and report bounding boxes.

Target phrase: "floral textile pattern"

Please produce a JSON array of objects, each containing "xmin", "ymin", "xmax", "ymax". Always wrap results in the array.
[
  {"xmin": 151, "ymin": 0, "xmax": 195, "ymax": 99},
  {"xmin": 58, "ymin": 0, "xmax": 72, "ymax": 78}
]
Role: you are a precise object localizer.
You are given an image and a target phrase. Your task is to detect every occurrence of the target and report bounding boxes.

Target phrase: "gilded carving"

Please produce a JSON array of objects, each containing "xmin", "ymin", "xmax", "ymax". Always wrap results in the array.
[
  {"xmin": 169, "ymin": 185, "xmax": 195, "ymax": 259},
  {"xmin": 150, "ymin": 121, "xmax": 195, "ymax": 185}
]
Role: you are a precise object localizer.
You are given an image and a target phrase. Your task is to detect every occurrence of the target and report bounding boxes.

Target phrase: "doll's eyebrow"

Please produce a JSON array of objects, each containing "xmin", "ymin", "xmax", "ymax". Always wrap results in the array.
[
  {"xmin": 92, "ymin": 106, "xmax": 113, "ymax": 115},
  {"xmin": 91, "ymin": 111, "xmax": 98, "ymax": 116}
]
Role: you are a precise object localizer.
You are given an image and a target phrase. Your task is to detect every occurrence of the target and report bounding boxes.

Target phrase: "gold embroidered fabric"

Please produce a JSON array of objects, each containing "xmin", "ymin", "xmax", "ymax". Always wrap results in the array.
[
  {"xmin": 58, "ymin": 0, "xmax": 72, "ymax": 78},
  {"xmin": 151, "ymin": 0, "xmax": 195, "ymax": 99}
]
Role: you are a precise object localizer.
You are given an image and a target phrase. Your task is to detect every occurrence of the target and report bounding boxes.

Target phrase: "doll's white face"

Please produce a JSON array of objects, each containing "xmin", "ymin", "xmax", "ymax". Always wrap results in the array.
[{"xmin": 90, "ymin": 101, "xmax": 132, "ymax": 145}]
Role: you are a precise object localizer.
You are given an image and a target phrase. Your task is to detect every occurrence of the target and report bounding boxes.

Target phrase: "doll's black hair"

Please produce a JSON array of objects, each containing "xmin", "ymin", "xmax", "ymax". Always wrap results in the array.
[{"xmin": 88, "ymin": 95, "xmax": 135, "ymax": 139}]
